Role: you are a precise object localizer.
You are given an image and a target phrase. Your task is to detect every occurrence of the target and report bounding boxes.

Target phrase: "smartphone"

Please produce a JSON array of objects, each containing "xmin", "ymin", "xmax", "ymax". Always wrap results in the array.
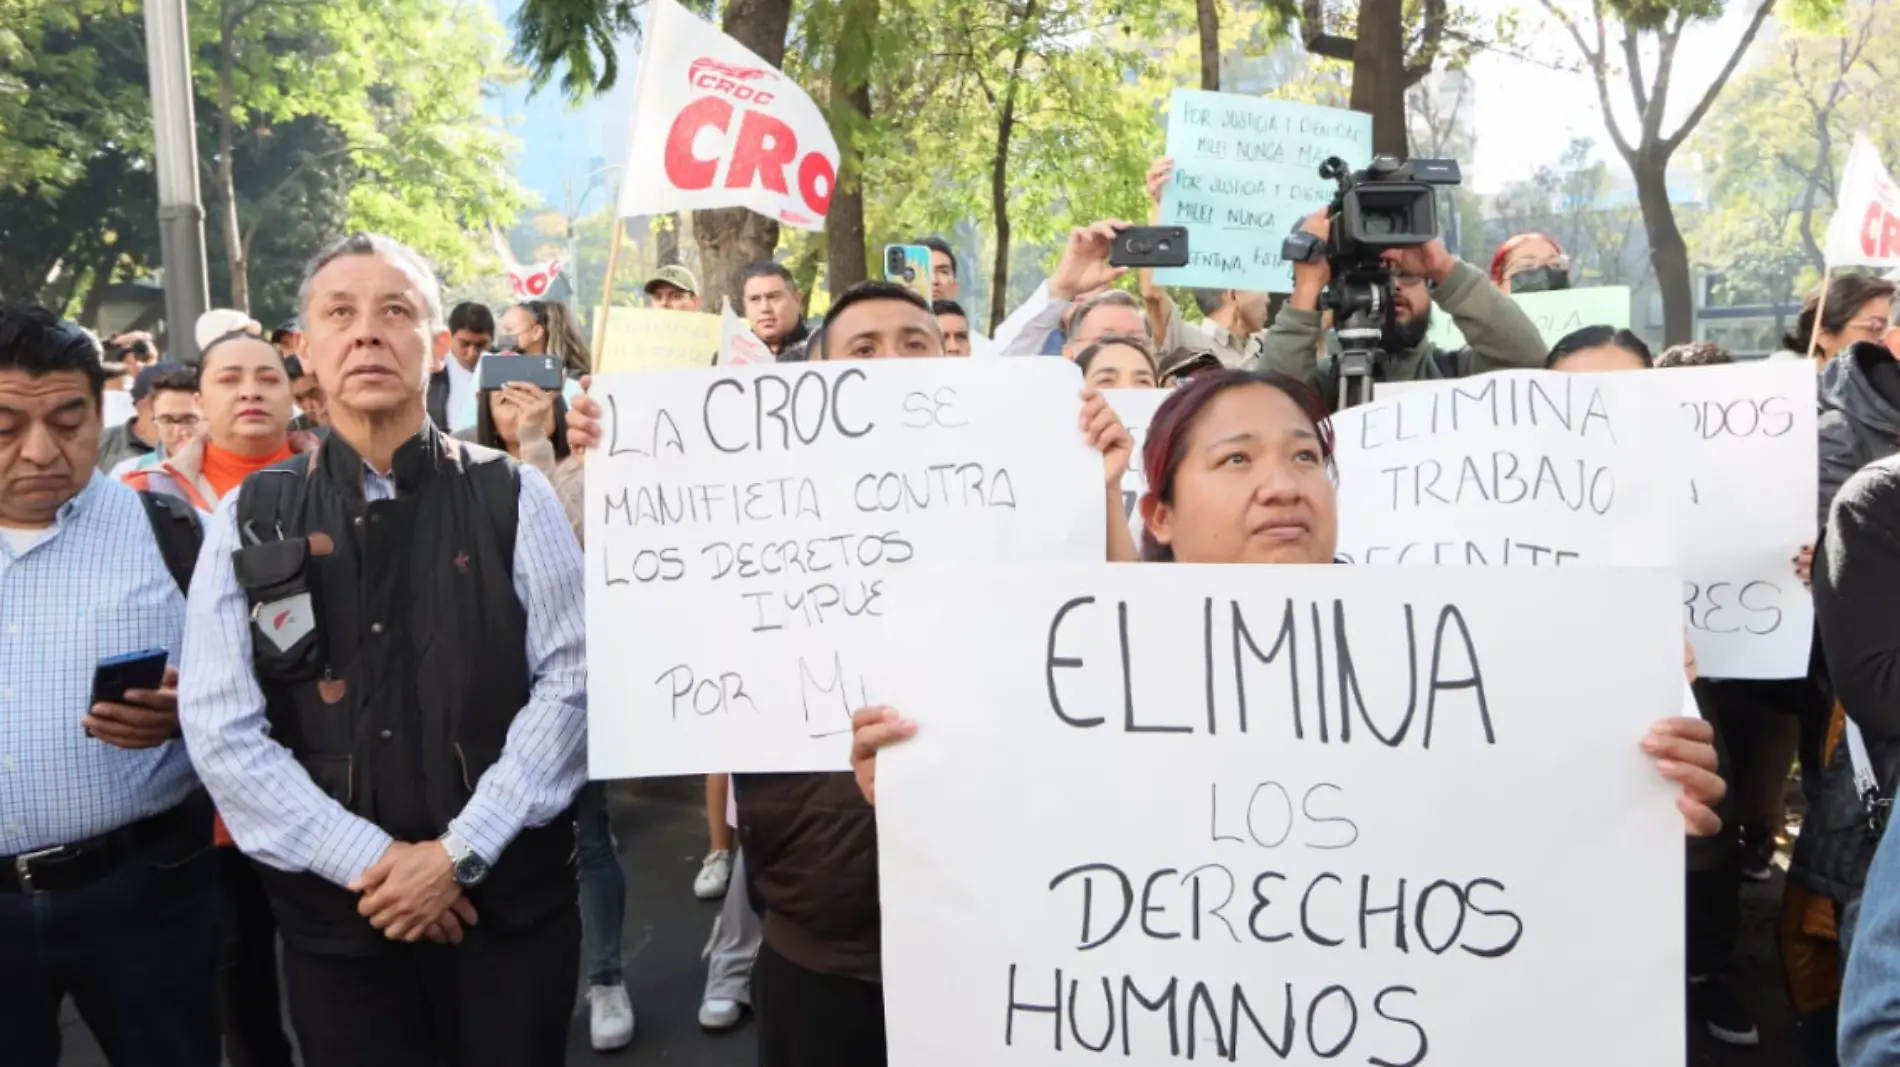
[
  {"xmin": 883, "ymin": 244, "xmax": 933, "ymax": 303},
  {"xmin": 478, "ymin": 353, "xmax": 564, "ymax": 392},
  {"xmin": 93, "ymin": 649, "xmax": 169, "ymax": 705},
  {"xmin": 1108, "ymin": 226, "xmax": 1191, "ymax": 269}
]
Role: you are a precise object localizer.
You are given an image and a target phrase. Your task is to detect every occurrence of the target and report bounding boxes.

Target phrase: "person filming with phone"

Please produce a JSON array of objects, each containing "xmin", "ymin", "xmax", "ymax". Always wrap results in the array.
[{"xmin": 0, "ymin": 303, "xmax": 222, "ymax": 1067}]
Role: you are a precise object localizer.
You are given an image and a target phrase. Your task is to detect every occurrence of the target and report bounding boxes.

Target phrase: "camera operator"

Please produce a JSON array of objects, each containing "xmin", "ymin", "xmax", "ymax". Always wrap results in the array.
[{"xmin": 1261, "ymin": 208, "xmax": 1547, "ymax": 411}]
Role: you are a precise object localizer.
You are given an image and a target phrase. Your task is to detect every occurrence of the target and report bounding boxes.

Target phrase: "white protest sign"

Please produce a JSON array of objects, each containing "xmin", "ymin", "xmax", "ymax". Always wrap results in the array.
[
  {"xmin": 1358, "ymin": 365, "xmax": 1817, "ymax": 678},
  {"xmin": 616, "ymin": 0, "xmax": 838, "ymax": 230},
  {"xmin": 1660, "ymin": 362, "xmax": 1817, "ymax": 678},
  {"xmin": 1154, "ymin": 90, "xmax": 1370, "ymax": 293},
  {"xmin": 1332, "ymin": 371, "xmax": 1679, "ymax": 568},
  {"xmin": 585, "ymin": 359, "xmax": 1107, "ymax": 777},
  {"xmin": 1104, "ymin": 388, "xmax": 1170, "ymax": 537},
  {"xmin": 1825, "ymin": 137, "xmax": 1900, "ymax": 267},
  {"xmin": 717, "ymin": 297, "xmax": 775, "ymax": 365},
  {"xmin": 1421, "ymin": 285, "xmax": 1631, "ymax": 353},
  {"xmin": 876, "ymin": 562, "xmax": 1684, "ymax": 1067}
]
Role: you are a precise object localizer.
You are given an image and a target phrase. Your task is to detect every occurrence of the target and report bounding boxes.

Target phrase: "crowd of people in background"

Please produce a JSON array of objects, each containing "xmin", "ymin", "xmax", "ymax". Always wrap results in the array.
[{"xmin": 6, "ymin": 146, "xmax": 1900, "ymax": 1067}]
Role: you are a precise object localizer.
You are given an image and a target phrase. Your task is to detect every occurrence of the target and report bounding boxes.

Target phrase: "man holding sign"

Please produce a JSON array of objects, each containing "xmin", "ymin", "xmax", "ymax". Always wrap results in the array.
[
  {"xmin": 1261, "ymin": 209, "xmax": 1547, "ymax": 411},
  {"xmin": 566, "ymin": 279, "xmax": 1137, "ymax": 1067}
]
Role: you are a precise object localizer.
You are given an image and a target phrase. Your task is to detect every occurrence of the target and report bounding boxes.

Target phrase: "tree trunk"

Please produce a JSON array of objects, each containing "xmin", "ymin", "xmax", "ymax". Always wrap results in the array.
[
  {"xmin": 78, "ymin": 248, "xmax": 118, "ymax": 329},
  {"xmin": 656, "ymin": 213, "xmax": 680, "ymax": 268},
  {"xmin": 1633, "ymin": 156, "xmax": 1694, "ymax": 344},
  {"xmin": 987, "ymin": 0, "xmax": 1038, "ymax": 334},
  {"xmin": 691, "ymin": 0, "xmax": 796, "ymax": 311},
  {"xmin": 826, "ymin": 0, "xmax": 880, "ymax": 293},
  {"xmin": 216, "ymin": 8, "xmax": 249, "ymax": 312},
  {"xmin": 1348, "ymin": 0, "xmax": 1408, "ymax": 158},
  {"xmin": 1197, "ymin": 0, "xmax": 1220, "ymax": 90}
]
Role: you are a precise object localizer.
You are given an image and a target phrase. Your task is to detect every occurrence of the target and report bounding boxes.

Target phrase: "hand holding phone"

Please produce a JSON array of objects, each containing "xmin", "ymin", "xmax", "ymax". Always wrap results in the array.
[
  {"xmin": 477, "ymin": 354, "xmax": 565, "ymax": 392},
  {"xmin": 87, "ymin": 652, "xmax": 180, "ymax": 750},
  {"xmin": 1107, "ymin": 226, "xmax": 1191, "ymax": 269}
]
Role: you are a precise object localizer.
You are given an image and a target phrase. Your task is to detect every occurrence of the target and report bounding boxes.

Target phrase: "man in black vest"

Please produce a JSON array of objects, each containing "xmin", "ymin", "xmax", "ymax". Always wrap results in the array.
[{"xmin": 178, "ymin": 233, "xmax": 589, "ymax": 1067}]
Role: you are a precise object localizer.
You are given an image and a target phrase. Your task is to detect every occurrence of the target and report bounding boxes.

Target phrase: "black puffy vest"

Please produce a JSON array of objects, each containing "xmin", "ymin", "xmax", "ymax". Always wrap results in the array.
[{"xmin": 234, "ymin": 426, "xmax": 575, "ymax": 955}]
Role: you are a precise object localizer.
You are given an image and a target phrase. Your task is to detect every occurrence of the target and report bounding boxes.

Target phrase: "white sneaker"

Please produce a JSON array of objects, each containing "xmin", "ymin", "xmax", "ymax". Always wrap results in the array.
[
  {"xmin": 694, "ymin": 850, "xmax": 733, "ymax": 900},
  {"xmin": 699, "ymin": 997, "xmax": 743, "ymax": 1031},
  {"xmin": 588, "ymin": 983, "xmax": 635, "ymax": 1052}
]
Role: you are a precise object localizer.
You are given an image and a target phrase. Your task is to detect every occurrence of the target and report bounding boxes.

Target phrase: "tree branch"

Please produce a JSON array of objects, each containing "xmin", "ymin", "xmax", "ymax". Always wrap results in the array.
[
  {"xmin": 1660, "ymin": 0, "xmax": 1776, "ymax": 154},
  {"xmin": 1540, "ymin": 0, "xmax": 1634, "ymax": 161}
]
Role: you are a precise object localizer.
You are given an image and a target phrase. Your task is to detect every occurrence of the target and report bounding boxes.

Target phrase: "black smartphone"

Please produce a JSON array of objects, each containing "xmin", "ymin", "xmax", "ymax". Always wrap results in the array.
[
  {"xmin": 93, "ymin": 649, "xmax": 169, "ymax": 705},
  {"xmin": 1108, "ymin": 226, "xmax": 1191, "ymax": 269},
  {"xmin": 478, "ymin": 353, "xmax": 564, "ymax": 392}
]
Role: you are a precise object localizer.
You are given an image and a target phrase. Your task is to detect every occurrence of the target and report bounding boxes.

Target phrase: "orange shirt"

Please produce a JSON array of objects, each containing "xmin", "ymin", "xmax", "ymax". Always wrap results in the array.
[{"xmin": 202, "ymin": 440, "xmax": 295, "ymax": 499}]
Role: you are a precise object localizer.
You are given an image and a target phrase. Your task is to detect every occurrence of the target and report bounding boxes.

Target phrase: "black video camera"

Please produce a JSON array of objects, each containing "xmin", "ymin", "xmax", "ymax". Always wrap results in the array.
[{"xmin": 1281, "ymin": 155, "xmax": 1461, "ymax": 409}]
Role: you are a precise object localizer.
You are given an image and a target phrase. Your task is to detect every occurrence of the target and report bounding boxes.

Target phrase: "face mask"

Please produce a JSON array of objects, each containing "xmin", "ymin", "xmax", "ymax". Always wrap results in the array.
[
  {"xmin": 494, "ymin": 333, "xmax": 521, "ymax": 354},
  {"xmin": 1508, "ymin": 266, "xmax": 1571, "ymax": 294}
]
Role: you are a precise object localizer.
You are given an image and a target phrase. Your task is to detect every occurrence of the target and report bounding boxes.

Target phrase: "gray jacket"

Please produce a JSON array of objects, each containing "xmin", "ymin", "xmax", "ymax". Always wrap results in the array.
[
  {"xmin": 1254, "ymin": 261, "xmax": 1548, "ymax": 411},
  {"xmin": 96, "ymin": 418, "xmax": 156, "ymax": 474},
  {"xmin": 1818, "ymin": 342, "xmax": 1900, "ymax": 533}
]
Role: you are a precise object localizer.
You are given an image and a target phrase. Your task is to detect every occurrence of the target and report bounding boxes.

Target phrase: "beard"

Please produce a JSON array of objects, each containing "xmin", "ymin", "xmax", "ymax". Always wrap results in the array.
[{"xmin": 1380, "ymin": 306, "xmax": 1432, "ymax": 354}]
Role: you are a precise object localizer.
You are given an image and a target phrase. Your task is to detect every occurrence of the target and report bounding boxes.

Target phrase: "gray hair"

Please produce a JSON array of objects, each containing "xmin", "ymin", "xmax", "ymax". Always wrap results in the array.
[
  {"xmin": 1070, "ymin": 288, "xmax": 1150, "ymax": 341},
  {"xmin": 297, "ymin": 232, "xmax": 446, "ymax": 331},
  {"xmin": 1191, "ymin": 288, "xmax": 1225, "ymax": 316}
]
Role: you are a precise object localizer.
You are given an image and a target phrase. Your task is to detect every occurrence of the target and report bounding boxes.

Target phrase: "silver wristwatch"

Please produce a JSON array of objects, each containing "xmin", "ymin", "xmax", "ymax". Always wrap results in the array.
[{"xmin": 440, "ymin": 831, "xmax": 491, "ymax": 887}]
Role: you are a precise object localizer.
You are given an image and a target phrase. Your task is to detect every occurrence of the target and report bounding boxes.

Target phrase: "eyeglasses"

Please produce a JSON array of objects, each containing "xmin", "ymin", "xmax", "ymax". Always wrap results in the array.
[
  {"xmin": 1844, "ymin": 316, "xmax": 1888, "ymax": 333},
  {"xmin": 154, "ymin": 415, "xmax": 201, "ymax": 430},
  {"xmin": 1396, "ymin": 273, "xmax": 1428, "ymax": 288}
]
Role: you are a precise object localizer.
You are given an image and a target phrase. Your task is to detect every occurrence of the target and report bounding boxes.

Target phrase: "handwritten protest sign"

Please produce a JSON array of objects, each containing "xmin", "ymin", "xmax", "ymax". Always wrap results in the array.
[
  {"xmin": 875, "ymin": 562, "xmax": 1683, "ymax": 1067},
  {"xmin": 1154, "ymin": 90, "xmax": 1370, "ymax": 294},
  {"xmin": 1104, "ymin": 388, "xmax": 1169, "ymax": 539},
  {"xmin": 1349, "ymin": 364, "xmax": 1816, "ymax": 678},
  {"xmin": 596, "ymin": 307, "xmax": 721, "ymax": 373},
  {"xmin": 1421, "ymin": 285, "xmax": 1631, "ymax": 353},
  {"xmin": 1332, "ymin": 371, "xmax": 1681, "ymax": 570},
  {"xmin": 585, "ymin": 360, "xmax": 1107, "ymax": 777},
  {"xmin": 1659, "ymin": 362, "xmax": 1817, "ymax": 678}
]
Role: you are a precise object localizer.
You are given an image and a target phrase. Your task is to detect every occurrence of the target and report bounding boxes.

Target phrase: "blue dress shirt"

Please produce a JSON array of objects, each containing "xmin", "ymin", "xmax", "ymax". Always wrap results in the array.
[
  {"xmin": 178, "ymin": 457, "xmax": 588, "ymax": 888},
  {"xmin": 0, "ymin": 474, "xmax": 195, "ymax": 854}
]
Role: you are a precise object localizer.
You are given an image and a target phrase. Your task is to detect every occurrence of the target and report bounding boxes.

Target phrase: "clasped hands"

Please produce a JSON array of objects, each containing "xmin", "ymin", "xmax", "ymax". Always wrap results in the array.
[{"xmin": 349, "ymin": 840, "xmax": 479, "ymax": 944}]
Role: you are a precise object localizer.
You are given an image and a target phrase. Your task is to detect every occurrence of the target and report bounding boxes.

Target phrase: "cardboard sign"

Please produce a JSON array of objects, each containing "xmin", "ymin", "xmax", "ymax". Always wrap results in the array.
[
  {"xmin": 875, "ymin": 562, "xmax": 1684, "ymax": 1067},
  {"xmin": 1352, "ymin": 364, "xmax": 1816, "ymax": 679},
  {"xmin": 1825, "ymin": 137, "xmax": 1900, "ymax": 267},
  {"xmin": 1153, "ymin": 90, "xmax": 1370, "ymax": 294},
  {"xmin": 1421, "ymin": 285, "xmax": 1631, "ymax": 353},
  {"xmin": 596, "ymin": 307, "xmax": 721, "ymax": 373},
  {"xmin": 616, "ymin": 0, "xmax": 838, "ymax": 230},
  {"xmin": 584, "ymin": 359, "xmax": 1108, "ymax": 777}
]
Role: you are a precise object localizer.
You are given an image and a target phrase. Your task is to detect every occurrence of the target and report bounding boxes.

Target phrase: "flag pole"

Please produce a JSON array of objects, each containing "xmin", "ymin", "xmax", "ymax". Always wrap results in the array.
[
  {"xmin": 1807, "ymin": 269, "xmax": 1835, "ymax": 362},
  {"xmin": 593, "ymin": 213, "xmax": 626, "ymax": 359}
]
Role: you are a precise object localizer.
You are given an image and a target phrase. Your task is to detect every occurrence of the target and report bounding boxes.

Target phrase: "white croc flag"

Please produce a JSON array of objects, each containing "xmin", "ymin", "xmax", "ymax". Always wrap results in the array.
[
  {"xmin": 1825, "ymin": 137, "xmax": 1900, "ymax": 267},
  {"xmin": 616, "ymin": 0, "xmax": 839, "ymax": 231}
]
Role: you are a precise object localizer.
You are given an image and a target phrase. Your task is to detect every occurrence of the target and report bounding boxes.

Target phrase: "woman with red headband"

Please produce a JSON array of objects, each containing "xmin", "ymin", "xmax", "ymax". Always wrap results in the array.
[{"xmin": 1492, "ymin": 232, "xmax": 1574, "ymax": 294}]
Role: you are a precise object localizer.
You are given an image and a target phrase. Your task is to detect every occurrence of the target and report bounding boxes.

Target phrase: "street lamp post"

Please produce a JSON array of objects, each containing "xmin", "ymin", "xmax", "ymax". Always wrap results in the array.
[
  {"xmin": 566, "ymin": 162, "xmax": 621, "ymax": 319},
  {"xmin": 143, "ymin": 0, "xmax": 211, "ymax": 362}
]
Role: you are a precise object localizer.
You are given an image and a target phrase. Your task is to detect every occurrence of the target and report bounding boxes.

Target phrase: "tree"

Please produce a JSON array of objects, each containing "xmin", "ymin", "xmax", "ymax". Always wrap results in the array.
[
  {"xmin": 694, "ymin": 0, "xmax": 796, "ymax": 311},
  {"xmin": 1282, "ymin": 0, "xmax": 1511, "ymax": 156},
  {"xmin": 191, "ymin": 0, "xmax": 523, "ymax": 312},
  {"xmin": 1540, "ymin": 0, "xmax": 1786, "ymax": 344},
  {"xmin": 1198, "ymin": 0, "xmax": 1221, "ymax": 89}
]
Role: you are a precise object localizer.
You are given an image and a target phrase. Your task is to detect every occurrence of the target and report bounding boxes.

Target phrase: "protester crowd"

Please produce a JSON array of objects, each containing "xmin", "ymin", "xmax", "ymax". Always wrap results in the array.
[{"xmin": 5, "ymin": 146, "xmax": 1900, "ymax": 1067}]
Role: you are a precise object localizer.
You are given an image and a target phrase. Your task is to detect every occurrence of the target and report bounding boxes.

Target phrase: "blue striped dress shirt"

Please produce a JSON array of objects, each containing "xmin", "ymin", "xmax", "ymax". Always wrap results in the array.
[
  {"xmin": 178, "ymin": 459, "xmax": 588, "ymax": 888},
  {"xmin": 0, "ymin": 474, "xmax": 196, "ymax": 855}
]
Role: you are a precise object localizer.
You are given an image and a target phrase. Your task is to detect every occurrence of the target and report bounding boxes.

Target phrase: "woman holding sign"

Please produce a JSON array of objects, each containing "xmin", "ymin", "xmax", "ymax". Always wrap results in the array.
[{"xmin": 851, "ymin": 368, "xmax": 1726, "ymax": 837}]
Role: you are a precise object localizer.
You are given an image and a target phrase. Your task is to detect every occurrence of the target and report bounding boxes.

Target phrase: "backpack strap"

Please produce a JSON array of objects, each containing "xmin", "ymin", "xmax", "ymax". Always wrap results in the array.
[
  {"xmin": 1431, "ymin": 348, "xmax": 1460, "ymax": 380},
  {"xmin": 137, "ymin": 490, "xmax": 204, "ymax": 595}
]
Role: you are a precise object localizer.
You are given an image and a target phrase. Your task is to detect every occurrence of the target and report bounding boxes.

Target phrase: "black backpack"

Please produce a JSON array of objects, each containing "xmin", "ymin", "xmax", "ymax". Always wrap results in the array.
[{"xmin": 138, "ymin": 490, "xmax": 204, "ymax": 595}]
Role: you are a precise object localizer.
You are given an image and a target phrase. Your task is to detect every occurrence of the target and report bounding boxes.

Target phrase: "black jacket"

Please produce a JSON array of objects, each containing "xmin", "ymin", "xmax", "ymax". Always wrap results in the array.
[
  {"xmin": 1818, "ymin": 342, "xmax": 1900, "ymax": 533},
  {"xmin": 233, "ymin": 427, "xmax": 575, "ymax": 954}
]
